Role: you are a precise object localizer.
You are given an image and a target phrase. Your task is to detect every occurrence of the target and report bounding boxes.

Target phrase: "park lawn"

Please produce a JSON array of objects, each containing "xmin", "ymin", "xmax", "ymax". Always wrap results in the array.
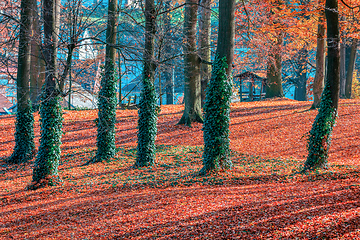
[{"xmin": 0, "ymin": 98, "xmax": 360, "ymax": 239}]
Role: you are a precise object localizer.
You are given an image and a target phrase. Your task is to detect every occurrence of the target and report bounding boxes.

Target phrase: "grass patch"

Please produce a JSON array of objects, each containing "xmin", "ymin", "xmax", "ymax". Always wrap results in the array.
[{"xmin": 52, "ymin": 144, "xmax": 360, "ymax": 194}]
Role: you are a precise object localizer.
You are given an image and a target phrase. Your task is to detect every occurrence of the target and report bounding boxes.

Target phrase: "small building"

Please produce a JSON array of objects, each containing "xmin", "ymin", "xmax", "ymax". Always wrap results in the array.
[
  {"xmin": 61, "ymin": 81, "xmax": 98, "ymax": 109},
  {"xmin": 233, "ymin": 71, "xmax": 267, "ymax": 101}
]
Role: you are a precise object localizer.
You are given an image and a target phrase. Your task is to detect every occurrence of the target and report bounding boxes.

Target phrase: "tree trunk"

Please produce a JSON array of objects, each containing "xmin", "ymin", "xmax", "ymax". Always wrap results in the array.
[
  {"xmin": 265, "ymin": 2, "xmax": 284, "ymax": 99},
  {"xmin": 29, "ymin": 0, "xmax": 42, "ymax": 108},
  {"xmin": 326, "ymin": 0, "xmax": 341, "ymax": 109},
  {"xmin": 294, "ymin": 48, "xmax": 308, "ymax": 101},
  {"xmin": 8, "ymin": 0, "xmax": 35, "ymax": 164},
  {"xmin": 345, "ymin": 38, "xmax": 358, "ymax": 99},
  {"xmin": 266, "ymin": 33, "xmax": 284, "ymax": 98},
  {"xmin": 32, "ymin": 0, "xmax": 63, "ymax": 187},
  {"xmin": 311, "ymin": 3, "xmax": 326, "ymax": 109},
  {"xmin": 163, "ymin": 1, "xmax": 174, "ymax": 105},
  {"xmin": 200, "ymin": 0, "xmax": 235, "ymax": 175},
  {"xmin": 198, "ymin": 0, "xmax": 212, "ymax": 107},
  {"xmin": 304, "ymin": 0, "xmax": 340, "ymax": 171},
  {"xmin": 92, "ymin": 0, "xmax": 118, "ymax": 163},
  {"xmin": 339, "ymin": 42, "xmax": 346, "ymax": 97},
  {"xmin": 165, "ymin": 66, "xmax": 174, "ymax": 105},
  {"xmin": 53, "ymin": 0, "xmax": 60, "ymax": 80},
  {"xmin": 118, "ymin": 52, "xmax": 122, "ymax": 105},
  {"xmin": 38, "ymin": 60, "xmax": 46, "ymax": 102},
  {"xmin": 134, "ymin": 0, "xmax": 158, "ymax": 167},
  {"xmin": 178, "ymin": 0, "xmax": 203, "ymax": 126}
]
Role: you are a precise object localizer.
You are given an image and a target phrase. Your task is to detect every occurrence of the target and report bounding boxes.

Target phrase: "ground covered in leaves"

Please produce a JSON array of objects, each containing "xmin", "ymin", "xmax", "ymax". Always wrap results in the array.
[{"xmin": 1, "ymin": 98, "xmax": 360, "ymax": 239}]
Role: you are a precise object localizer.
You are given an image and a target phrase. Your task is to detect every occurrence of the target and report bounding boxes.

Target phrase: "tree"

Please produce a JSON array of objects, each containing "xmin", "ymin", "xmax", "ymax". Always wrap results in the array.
[
  {"xmin": 198, "ymin": 0, "xmax": 212, "ymax": 107},
  {"xmin": 339, "ymin": 41, "xmax": 347, "ymax": 97},
  {"xmin": 266, "ymin": 46, "xmax": 284, "ymax": 98},
  {"xmin": 90, "ymin": 0, "xmax": 118, "ymax": 163},
  {"xmin": 200, "ymin": 0, "xmax": 235, "ymax": 174},
  {"xmin": 163, "ymin": 0, "xmax": 175, "ymax": 105},
  {"xmin": 265, "ymin": 28, "xmax": 284, "ymax": 98},
  {"xmin": 178, "ymin": 0, "xmax": 203, "ymax": 126},
  {"xmin": 31, "ymin": 0, "xmax": 63, "ymax": 187},
  {"xmin": 235, "ymin": 0, "xmax": 322, "ymax": 101},
  {"xmin": 303, "ymin": 0, "xmax": 340, "ymax": 171},
  {"xmin": 30, "ymin": 0, "xmax": 79, "ymax": 188},
  {"xmin": 7, "ymin": 0, "xmax": 36, "ymax": 164},
  {"xmin": 134, "ymin": 0, "xmax": 158, "ymax": 167},
  {"xmin": 311, "ymin": 0, "xmax": 326, "ymax": 109},
  {"xmin": 294, "ymin": 47, "xmax": 308, "ymax": 101},
  {"xmin": 344, "ymin": 38, "xmax": 358, "ymax": 98},
  {"xmin": 29, "ymin": 0, "xmax": 43, "ymax": 108}
]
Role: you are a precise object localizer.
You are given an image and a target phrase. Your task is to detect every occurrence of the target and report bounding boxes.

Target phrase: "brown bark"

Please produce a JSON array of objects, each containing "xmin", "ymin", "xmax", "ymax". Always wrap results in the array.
[
  {"xmin": 163, "ymin": 0, "xmax": 174, "ymax": 104},
  {"xmin": 92, "ymin": 0, "xmax": 118, "ymax": 163},
  {"xmin": 42, "ymin": 0, "xmax": 58, "ymax": 93},
  {"xmin": 216, "ymin": 0, "xmax": 235, "ymax": 75},
  {"xmin": 265, "ymin": 1, "xmax": 284, "ymax": 99},
  {"xmin": 143, "ymin": 0, "xmax": 156, "ymax": 83},
  {"xmin": 325, "ymin": 0, "xmax": 340, "ymax": 109},
  {"xmin": 29, "ymin": 0, "xmax": 42, "ymax": 106},
  {"xmin": 54, "ymin": 0, "xmax": 60, "ymax": 80},
  {"xmin": 303, "ymin": 0, "xmax": 340, "ymax": 171},
  {"xmin": 311, "ymin": 3, "xmax": 326, "ymax": 109},
  {"xmin": 8, "ymin": 0, "xmax": 36, "ymax": 164},
  {"xmin": 134, "ymin": 0, "xmax": 157, "ymax": 167},
  {"xmin": 266, "ymin": 34, "xmax": 284, "ymax": 98},
  {"xmin": 294, "ymin": 47, "xmax": 308, "ymax": 101},
  {"xmin": 105, "ymin": 0, "xmax": 117, "ymax": 82},
  {"xmin": 16, "ymin": 0, "xmax": 32, "ymax": 112},
  {"xmin": 200, "ymin": 0, "xmax": 235, "ymax": 175},
  {"xmin": 178, "ymin": 0, "xmax": 203, "ymax": 126},
  {"xmin": 198, "ymin": 0, "xmax": 212, "ymax": 106},
  {"xmin": 31, "ymin": 0, "xmax": 62, "ymax": 186},
  {"xmin": 345, "ymin": 38, "xmax": 358, "ymax": 98},
  {"xmin": 339, "ymin": 42, "xmax": 346, "ymax": 97}
]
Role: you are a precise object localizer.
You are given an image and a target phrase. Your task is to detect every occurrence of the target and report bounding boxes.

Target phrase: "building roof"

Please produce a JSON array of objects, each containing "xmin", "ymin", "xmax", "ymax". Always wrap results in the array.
[
  {"xmin": 234, "ymin": 71, "xmax": 267, "ymax": 82},
  {"xmin": 61, "ymin": 81, "xmax": 98, "ymax": 109},
  {"xmin": 122, "ymin": 75, "xmax": 141, "ymax": 92}
]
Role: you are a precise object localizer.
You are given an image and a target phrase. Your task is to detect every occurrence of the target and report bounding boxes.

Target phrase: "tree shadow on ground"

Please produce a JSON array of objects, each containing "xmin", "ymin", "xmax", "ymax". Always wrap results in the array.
[{"xmin": 2, "ymin": 176, "xmax": 359, "ymax": 239}]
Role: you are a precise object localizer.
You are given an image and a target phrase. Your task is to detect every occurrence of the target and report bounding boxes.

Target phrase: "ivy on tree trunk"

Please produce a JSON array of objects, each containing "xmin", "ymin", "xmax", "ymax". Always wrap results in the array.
[
  {"xmin": 303, "ymin": 0, "xmax": 340, "ymax": 171},
  {"xmin": 200, "ymin": 0, "xmax": 235, "ymax": 174},
  {"xmin": 95, "ymin": 61, "xmax": 117, "ymax": 162},
  {"xmin": 32, "ymin": 92, "xmax": 63, "ymax": 187},
  {"xmin": 30, "ymin": 0, "xmax": 64, "ymax": 189},
  {"xmin": 88, "ymin": 0, "xmax": 118, "ymax": 164},
  {"xmin": 200, "ymin": 56, "xmax": 232, "ymax": 174},
  {"xmin": 8, "ymin": 0, "xmax": 35, "ymax": 164},
  {"xmin": 135, "ymin": 0, "xmax": 158, "ymax": 167},
  {"xmin": 135, "ymin": 78, "xmax": 158, "ymax": 167}
]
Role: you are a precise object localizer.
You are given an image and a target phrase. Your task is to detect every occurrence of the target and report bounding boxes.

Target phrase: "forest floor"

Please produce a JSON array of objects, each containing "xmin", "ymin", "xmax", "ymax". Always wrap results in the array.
[{"xmin": 1, "ymin": 98, "xmax": 360, "ymax": 239}]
